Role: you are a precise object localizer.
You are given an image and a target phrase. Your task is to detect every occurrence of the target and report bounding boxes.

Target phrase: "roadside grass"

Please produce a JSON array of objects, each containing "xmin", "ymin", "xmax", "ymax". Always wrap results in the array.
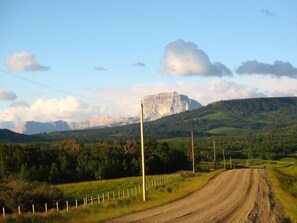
[
  {"xmin": 0, "ymin": 170, "xmax": 223, "ymax": 223},
  {"xmin": 66, "ymin": 169, "xmax": 223, "ymax": 223},
  {"xmin": 57, "ymin": 175, "xmax": 164, "ymax": 202},
  {"xmin": 266, "ymin": 157, "xmax": 297, "ymax": 222}
]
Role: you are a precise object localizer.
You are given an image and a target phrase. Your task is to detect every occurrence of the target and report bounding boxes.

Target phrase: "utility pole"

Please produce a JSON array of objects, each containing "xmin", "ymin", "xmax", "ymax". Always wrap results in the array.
[
  {"xmin": 223, "ymin": 148, "xmax": 226, "ymax": 169},
  {"xmin": 140, "ymin": 102, "xmax": 146, "ymax": 202},
  {"xmin": 191, "ymin": 130, "xmax": 195, "ymax": 174},
  {"xmin": 213, "ymin": 141, "xmax": 216, "ymax": 170}
]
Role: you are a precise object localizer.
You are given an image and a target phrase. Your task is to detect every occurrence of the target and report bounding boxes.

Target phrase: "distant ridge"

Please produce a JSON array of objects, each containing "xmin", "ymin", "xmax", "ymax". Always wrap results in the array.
[
  {"xmin": 0, "ymin": 129, "xmax": 42, "ymax": 143},
  {"xmin": 37, "ymin": 96, "xmax": 297, "ymax": 142},
  {"xmin": 16, "ymin": 92, "xmax": 202, "ymax": 135},
  {"xmin": 3, "ymin": 96, "xmax": 296, "ymax": 143}
]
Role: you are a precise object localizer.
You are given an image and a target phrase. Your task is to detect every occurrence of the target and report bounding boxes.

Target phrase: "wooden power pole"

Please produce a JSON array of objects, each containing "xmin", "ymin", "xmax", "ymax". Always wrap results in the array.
[
  {"xmin": 223, "ymin": 148, "xmax": 226, "ymax": 169},
  {"xmin": 213, "ymin": 141, "xmax": 216, "ymax": 170},
  {"xmin": 140, "ymin": 102, "xmax": 146, "ymax": 202},
  {"xmin": 191, "ymin": 130, "xmax": 195, "ymax": 174}
]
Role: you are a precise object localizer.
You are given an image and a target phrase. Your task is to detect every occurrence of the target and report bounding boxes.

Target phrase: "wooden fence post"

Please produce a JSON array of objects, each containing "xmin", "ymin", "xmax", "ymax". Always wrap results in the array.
[
  {"xmin": 56, "ymin": 202, "xmax": 59, "ymax": 211},
  {"xmin": 32, "ymin": 204, "xmax": 35, "ymax": 215},
  {"xmin": 2, "ymin": 207, "xmax": 5, "ymax": 217},
  {"xmin": 45, "ymin": 203, "xmax": 48, "ymax": 213},
  {"xmin": 75, "ymin": 199, "xmax": 78, "ymax": 208},
  {"xmin": 66, "ymin": 201, "xmax": 69, "ymax": 212},
  {"xmin": 18, "ymin": 206, "xmax": 21, "ymax": 215}
]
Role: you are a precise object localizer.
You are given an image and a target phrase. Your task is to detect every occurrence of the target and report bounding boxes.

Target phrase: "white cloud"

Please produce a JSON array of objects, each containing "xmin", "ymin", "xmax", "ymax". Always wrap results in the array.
[
  {"xmin": 0, "ymin": 96, "xmax": 101, "ymax": 128},
  {"xmin": 6, "ymin": 51, "xmax": 50, "ymax": 72},
  {"xmin": 161, "ymin": 39, "xmax": 232, "ymax": 77},
  {"xmin": 208, "ymin": 80, "xmax": 266, "ymax": 101},
  {"xmin": 94, "ymin": 66, "xmax": 107, "ymax": 71},
  {"xmin": 0, "ymin": 89, "xmax": 17, "ymax": 101}
]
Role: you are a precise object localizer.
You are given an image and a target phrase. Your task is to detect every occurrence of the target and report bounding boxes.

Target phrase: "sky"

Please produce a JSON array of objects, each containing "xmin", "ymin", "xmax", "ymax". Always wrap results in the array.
[{"xmin": 0, "ymin": 0, "xmax": 297, "ymax": 130}]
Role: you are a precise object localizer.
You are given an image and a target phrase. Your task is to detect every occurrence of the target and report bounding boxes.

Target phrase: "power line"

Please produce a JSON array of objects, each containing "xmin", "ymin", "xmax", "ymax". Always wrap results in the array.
[{"xmin": 0, "ymin": 68, "xmax": 116, "ymax": 103}]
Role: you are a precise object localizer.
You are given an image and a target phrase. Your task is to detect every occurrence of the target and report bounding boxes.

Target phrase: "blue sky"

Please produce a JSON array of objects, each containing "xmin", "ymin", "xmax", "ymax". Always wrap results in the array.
[{"xmin": 0, "ymin": 0, "xmax": 297, "ymax": 130}]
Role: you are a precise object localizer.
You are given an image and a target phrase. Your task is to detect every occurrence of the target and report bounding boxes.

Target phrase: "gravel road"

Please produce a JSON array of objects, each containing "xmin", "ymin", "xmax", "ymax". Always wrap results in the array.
[{"xmin": 106, "ymin": 169, "xmax": 279, "ymax": 223}]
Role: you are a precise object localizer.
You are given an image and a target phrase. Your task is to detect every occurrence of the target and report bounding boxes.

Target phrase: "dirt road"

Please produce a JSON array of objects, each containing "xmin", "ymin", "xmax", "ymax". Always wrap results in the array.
[{"xmin": 107, "ymin": 169, "xmax": 279, "ymax": 223}]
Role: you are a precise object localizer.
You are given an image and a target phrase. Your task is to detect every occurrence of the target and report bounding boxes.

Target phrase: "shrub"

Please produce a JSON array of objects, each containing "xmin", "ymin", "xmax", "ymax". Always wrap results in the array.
[{"xmin": 0, "ymin": 180, "xmax": 63, "ymax": 213}]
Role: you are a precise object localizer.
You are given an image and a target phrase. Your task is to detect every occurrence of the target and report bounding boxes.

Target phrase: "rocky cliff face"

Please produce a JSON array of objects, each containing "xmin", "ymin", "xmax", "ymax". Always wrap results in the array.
[
  {"xmin": 142, "ymin": 92, "xmax": 201, "ymax": 120},
  {"xmin": 22, "ymin": 120, "xmax": 71, "ymax": 135},
  {"xmin": 18, "ymin": 92, "xmax": 202, "ymax": 135}
]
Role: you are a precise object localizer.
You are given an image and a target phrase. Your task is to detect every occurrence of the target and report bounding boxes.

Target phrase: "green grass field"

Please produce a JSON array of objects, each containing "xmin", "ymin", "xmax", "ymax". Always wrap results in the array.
[{"xmin": 266, "ymin": 157, "xmax": 297, "ymax": 222}]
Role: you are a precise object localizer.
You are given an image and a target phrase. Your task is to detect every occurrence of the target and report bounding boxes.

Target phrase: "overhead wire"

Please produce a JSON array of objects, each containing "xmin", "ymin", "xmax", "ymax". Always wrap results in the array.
[{"xmin": 0, "ymin": 68, "xmax": 117, "ymax": 103}]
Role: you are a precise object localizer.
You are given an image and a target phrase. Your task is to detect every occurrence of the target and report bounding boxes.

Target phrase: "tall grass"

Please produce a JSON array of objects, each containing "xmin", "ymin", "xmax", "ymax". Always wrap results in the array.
[
  {"xmin": 267, "ymin": 157, "xmax": 297, "ymax": 222},
  {"xmin": 0, "ymin": 170, "xmax": 222, "ymax": 223}
]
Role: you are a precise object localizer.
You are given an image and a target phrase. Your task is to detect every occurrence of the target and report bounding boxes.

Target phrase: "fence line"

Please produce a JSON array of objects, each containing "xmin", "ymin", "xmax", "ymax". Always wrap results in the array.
[{"xmin": 1, "ymin": 173, "xmax": 180, "ymax": 218}]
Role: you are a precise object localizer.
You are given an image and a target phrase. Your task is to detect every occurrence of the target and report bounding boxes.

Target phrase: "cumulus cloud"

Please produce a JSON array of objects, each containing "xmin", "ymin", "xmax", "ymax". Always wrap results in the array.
[
  {"xmin": 0, "ymin": 96, "xmax": 101, "ymax": 129},
  {"xmin": 132, "ymin": 62, "xmax": 146, "ymax": 67},
  {"xmin": 161, "ymin": 39, "xmax": 232, "ymax": 77},
  {"xmin": 0, "ymin": 89, "xmax": 17, "ymax": 101},
  {"xmin": 94, "ymin": 66, "xmax": 107, "ymax": 71},
  {"xmin": 208, "ymin": 80, "xmax": 266, "ymax": 100},
  {"xmin": 6, "ymin": 51, "xmax": 50, "ymax": 72},
  {"xmin": 236, "ymin": 60, "xmax": 297, "ymax": 78},
  {"xmin": 261, "ymin": 9, "xmax": 276, "ymax": 17}
]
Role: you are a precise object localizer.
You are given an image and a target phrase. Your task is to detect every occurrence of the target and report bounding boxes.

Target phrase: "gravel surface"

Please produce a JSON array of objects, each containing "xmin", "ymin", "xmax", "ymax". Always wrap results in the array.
[{"xmin": 106, "ymin": 169, "xmax": 279, "ymax": 223}]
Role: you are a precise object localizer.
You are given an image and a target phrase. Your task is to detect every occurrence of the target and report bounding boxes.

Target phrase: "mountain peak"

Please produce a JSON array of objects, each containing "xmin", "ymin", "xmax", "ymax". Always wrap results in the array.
[{"xmin": 142, "ymin": 92, "xmax": 202, "ymax": 120}]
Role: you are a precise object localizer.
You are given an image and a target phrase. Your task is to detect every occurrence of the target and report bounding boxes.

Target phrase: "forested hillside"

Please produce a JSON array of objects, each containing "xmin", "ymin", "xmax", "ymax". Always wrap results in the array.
[{"xmin": 0, "ymin": 129, "xmax": 42, "ymax": 143}]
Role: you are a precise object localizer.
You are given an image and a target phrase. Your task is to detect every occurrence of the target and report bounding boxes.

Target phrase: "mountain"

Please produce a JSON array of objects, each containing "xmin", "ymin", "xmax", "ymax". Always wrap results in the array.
[
  {"xmin": 38, "ymin": 97, "xmax": 297, "ymax": 142},
  {"xmin": 19, "ymin": 116, "xmax": 139, "ymax": 135},
  {"xmin": 17, "ymin": 92, "xmax": 201, "ymax": 135},
  {"xmin": 143, "ymin": 92, "xmax": 202, "ymax": 120},
  {"xmin": 21, "ymin": 120, "xmax": 71, "ymax": 135}
]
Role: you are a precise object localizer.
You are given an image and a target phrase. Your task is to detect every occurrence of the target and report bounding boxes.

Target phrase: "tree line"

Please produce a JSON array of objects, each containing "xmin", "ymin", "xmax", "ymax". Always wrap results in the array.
[{"xmin": 0, "ymin": 139, "xmax": 189, "ymax": 184}]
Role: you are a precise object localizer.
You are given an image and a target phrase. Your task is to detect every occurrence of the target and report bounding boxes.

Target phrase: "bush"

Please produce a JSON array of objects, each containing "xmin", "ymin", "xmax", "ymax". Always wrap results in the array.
[{"xmin": 0, "ymin": 180, "xmax": 63, "ymax": 213}]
